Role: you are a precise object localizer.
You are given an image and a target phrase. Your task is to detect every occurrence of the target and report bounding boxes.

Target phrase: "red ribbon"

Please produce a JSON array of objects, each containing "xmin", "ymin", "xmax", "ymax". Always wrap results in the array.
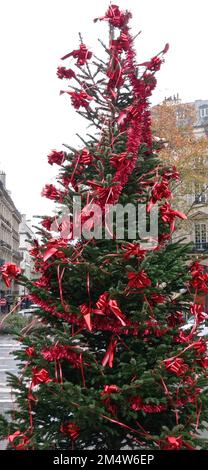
[
  {"xmin": 57, "ymin": 265, "xmax": 65, "ymax": 306},
  {"xmin": 79, "ymin": 353, "xmax": 86, "ymax": 387},
  {"xmin": 95, "ymin": 292, "xmax": 126, "ymax": 326},
  {"xmin": 80, "ymin": 304, "xmax": 93, "ymax": 331},
  {"xmin": 102, "ymin": 337, "xmax": 118, "ymax": 368}
]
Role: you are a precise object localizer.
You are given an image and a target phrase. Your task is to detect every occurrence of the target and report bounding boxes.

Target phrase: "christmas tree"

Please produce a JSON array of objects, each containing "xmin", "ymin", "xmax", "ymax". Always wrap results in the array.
[{"xmin": 1, "ymin": 4, "xmax": 208, "ymax": 450}]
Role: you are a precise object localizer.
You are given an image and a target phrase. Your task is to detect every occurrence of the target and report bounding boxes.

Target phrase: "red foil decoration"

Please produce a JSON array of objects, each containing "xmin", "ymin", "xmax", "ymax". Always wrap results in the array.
[
  {"xmin": 60, "ymin": 422, "xmax": 80, "ymax": 441},
  {"xmin": 0, "ymin": 263, "xmax": 21, "ymax": 288},
  {"xmin": 102, "ymin": 337, "xmax": 118, "ymax": 368}
]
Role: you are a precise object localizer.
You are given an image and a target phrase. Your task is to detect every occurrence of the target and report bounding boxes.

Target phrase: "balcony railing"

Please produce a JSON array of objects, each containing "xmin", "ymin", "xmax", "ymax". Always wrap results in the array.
[
  {"xmin": 0, "ymin": 214, "xmax": 12, "ymax": 228},
  {"xmin": 192, "ymin": 243, "xmax": 208, "ymax": 252},
  {"xmin": 12, "ymin": 228, "xmax": 19, "ymax": 238},
  {"xmin": 0, "ymin": 240, "xmax": 12, "ymax": 250}
]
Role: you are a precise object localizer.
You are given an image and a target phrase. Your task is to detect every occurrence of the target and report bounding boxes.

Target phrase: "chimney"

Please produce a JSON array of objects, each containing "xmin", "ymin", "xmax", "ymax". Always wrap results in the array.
[{"xmin": 0, "ymin": 172, "xmax": 6, "ymax": 187}]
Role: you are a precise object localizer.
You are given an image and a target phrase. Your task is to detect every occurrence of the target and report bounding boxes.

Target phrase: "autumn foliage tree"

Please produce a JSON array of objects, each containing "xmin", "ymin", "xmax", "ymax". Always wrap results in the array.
[
  {"xmin": 152, "ymin": 100, "xmax": 208, "ymax": 200},
  {"xmin": 0, "ymin": 4, "xmax": 208, "ymax": 451}
]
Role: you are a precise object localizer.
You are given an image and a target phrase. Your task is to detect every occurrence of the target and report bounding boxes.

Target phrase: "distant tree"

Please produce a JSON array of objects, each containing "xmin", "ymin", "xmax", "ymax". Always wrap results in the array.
[{"xmin": 152, "ymin": 100, "xmax": 208, "ymax": 206}]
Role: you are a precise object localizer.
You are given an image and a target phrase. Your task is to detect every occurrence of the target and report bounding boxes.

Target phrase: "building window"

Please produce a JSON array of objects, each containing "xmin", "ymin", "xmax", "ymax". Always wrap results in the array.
[
  {"xmin": 195, "ymin": 223, "xmax": 207, "ymax": 250},
  {"xmin": 194, "ymin": 183, "xmax": 206, "ymax": 204},
  {"xmin": 200, "ymin": 107, "xmax": 208, "ymax": 118}
]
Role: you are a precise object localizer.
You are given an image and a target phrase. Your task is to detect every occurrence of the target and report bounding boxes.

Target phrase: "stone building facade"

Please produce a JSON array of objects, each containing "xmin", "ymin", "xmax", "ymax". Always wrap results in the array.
[{"xmin": 0, "ymin": 172, "xmax": 22, "ymax": 301}]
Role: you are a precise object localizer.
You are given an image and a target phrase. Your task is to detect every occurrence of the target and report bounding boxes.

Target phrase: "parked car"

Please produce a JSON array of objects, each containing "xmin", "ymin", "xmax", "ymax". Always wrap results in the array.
[{"xmin": 18, "ymin": 304, "xmax": 39, "ymax": 316}]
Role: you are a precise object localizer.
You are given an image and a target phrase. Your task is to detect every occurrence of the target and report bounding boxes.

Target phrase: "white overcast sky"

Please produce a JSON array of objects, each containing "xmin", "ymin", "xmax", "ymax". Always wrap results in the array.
[{"xmin": 0, "ymin": 0, "xmax": 207, "ymax": 223}]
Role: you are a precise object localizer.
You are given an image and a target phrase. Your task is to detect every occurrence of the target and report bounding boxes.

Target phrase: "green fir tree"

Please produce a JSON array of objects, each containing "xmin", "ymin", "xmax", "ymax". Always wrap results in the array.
[{"xmin": 0, "ymin": 4, "xmax": 208, "ymax": 450}]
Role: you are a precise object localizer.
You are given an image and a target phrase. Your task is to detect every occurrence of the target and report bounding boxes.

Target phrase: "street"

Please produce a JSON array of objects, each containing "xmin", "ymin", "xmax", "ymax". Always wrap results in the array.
[{"xmin": 0, "ymin": 336, "xmax": 19, "ymax": 449}]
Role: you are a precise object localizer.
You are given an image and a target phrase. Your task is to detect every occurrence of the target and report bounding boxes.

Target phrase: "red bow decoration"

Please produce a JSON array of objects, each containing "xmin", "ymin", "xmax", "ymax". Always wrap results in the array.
[
  {"xmin": 193, "ymin": 339, "xmax": 207, "ymax": 354},
  {"xmin": 57, "ymin": 67, "xmax": 76, "ymax": 80},
  {"xmin": 87, "ymin": 181, "xmax": 122, "ymax": 207},
  {"xmin": 164, "ymin": 357, "xmax": 189, "ymax": 377},
  {"xmin": 41, "ymin": 184, "xmax": 66, "ymax": 202},
  {"xmin": 43, "ymin": 238, "xmax": 68, "ymax": 262},
  {"xmin": 61, "ymin": 43, "xmax": 92, "ymax": 65},
  {"xmin": 190, "ymin": 303, "xmax": 208, "ymax": 323},
  {"xmin": 25, "ymin": 347, "xmax": 35, "ymax": 358},
  {"xmin": 147, "ymin": 179, "xmax": 172, "ymax": 212},
  {"xmin": 47, "ymin": 150, "xmax": 65, "ymax": 165},
  {"xmin": 60, "ymin": 422, "xmax": 80, "ymax": 441},
  {"xmin": 61, "ymin": 90, "xmax": 93, "ymax": 109},
  {"xmin": 79, "ymin": 148, "xmax": 94, "ymax": 165},
  {"xmin": 111, "ymin": 32, "xmax": 130, "ymax": 53},
  {"xmin": 80, "ymin": 304, "xmax": 93, "ymax": 331},
  {"xmin": 0, "ymin": 263, "xmax": 21, "ymax": 288},
  {"xmin": 102, "ymin": 337, "xmax": 118, "ymax": 368},
  {"xmin": 140, "ymin": 56, "xmax": 163, "ymax": 72},
  {"xmin": 189, "ymin": 263, "xmax": 208, "ymax": 293},
  {"xmin": 41, "ymin": 217, "xmax": 54, "ymax": 231},
  {"xmin": 101, "ymin": 384, "xmax": 120, "ymax": 395},
  {"xmin": 122, "ymin": 242, "xmax": 146, "ymax": 259},
  {"xmin": 94, "ymin": 5, "xmax": 132, "ymax": 29},
  {"xmin": 190, "ymin": 261, "xmax": 204, "ymax": 276},
  {"xmin": 160, "ymin": 202, "xmax": 187, "ymax": 232},
  {"xmin": 110, "ymin": 152, "xmax": 128, "ymax": 169},
  {"xmin": 32, "ymin": 367, "xmax": 52, "ymax": 387},
  {"xmin": 8, "ymin": 431, "xmax": 30, "ymax": 450},
  {"xmin": 95, "ymin": 293, "xmax": 126, "ymax": 326},
  {"xmin": 127, "ymin": 270, "xmax": 151, "ymax": 289}
]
